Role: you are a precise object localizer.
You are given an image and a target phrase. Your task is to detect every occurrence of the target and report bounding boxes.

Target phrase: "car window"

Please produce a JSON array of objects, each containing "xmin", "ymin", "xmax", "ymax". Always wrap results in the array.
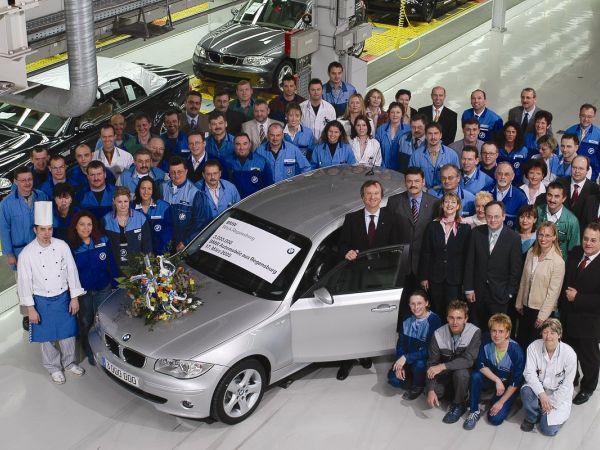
[
  {"xmin": 78, "ymin": 81, "xmax": 123, "ymax": 124},
  {"xmin": 0, "ymin": 103, "xmax": 68, "ymax": 136},
  {"xmin": 121, "ymin": 78, "xmax": 147, "ymax": 103},
  {"xmin": 236, "ymin": 0, "xmax": 307, "ymax": 30},
  {"xmin": 312, "ymin": 245, "xmax": 406, "ymax": 296}
]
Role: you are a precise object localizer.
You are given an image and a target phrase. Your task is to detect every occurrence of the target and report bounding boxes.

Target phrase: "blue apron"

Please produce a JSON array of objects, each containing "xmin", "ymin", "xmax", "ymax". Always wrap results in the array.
[{"xmin": 30, "ymin": 290, "xmax": 78, "ymax": 343}]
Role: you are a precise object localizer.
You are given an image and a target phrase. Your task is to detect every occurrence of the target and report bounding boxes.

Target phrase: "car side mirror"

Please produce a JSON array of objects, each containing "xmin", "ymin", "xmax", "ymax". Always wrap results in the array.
[{"xmin": 313, "ymin": 287, "xmax": 333, "ymax": 305}]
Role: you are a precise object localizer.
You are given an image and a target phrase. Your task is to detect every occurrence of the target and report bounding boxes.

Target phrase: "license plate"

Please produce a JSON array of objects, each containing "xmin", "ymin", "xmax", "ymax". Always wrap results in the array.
[{"xmin": 103, "ymin": 357, "xmax": 139, "ymax": 387}]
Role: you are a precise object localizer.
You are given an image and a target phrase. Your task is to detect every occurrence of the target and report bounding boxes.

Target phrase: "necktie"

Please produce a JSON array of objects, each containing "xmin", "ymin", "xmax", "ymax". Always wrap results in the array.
[
  {"xmin": 572, "ymin": 184, "xmax": 580, "ymax": 202},
  {"xmin": 474, "ymin": 114, "xmax": 480, "ymax": 121},
  {"xmin": 581, "ymin": 127, "xmax": 587, "ymax": 142},
  {"xmin": 259, "ymin": 124, "xmax": 266, "ymax": 143},
  {"xmin": 411, "ymin": 198, "xmax": 419, "ymax": 224},
  {"xmin": 433, "ymin": 109, "xmax": 440, "ymax": 122},
  {"xmin": 578, "ymin": 256, "xmax": 590, "ymax": 272},
  {"xmin": 489, "ymin": 232, "xmax": 497, "ymax": 252},
  {"xmin": 190, "ymin": 118, "xmax": 197, "ymax": 129},
  {"xmin": 367, "ymin": 214, "xmax": 376, "ymax": 247},
  {"xmin": 521, "ymin": 112, "xmax": 529, "ymax": 132},
  {"xmin": 463, "ymin": 175, "xmax": 470, "ymax": 185},
  {"xmin": 413, "ymin": 138, "xmax": 419, "ymax": 149}
]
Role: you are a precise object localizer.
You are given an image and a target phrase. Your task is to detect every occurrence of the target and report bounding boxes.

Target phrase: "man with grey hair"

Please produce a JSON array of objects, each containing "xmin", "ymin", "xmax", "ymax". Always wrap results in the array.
[
  {"xmin": 486, "ymin": 162, "xmax": 528, "ymax": 228},
  {"xmin": 429, "ymin": 164, "xmax": 475, "ymax": 217}
]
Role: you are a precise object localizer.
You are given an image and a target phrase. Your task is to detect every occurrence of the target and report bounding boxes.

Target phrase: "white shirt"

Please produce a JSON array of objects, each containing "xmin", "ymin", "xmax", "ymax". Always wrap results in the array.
[
  {"xmin": 522, "ymin": 339, "xmax": 577, "ymax": 426},
  {"xmin": 570, "ymin": 177, "xmax": 587, "ymax": 197},
  {"xmin": 496, "ymin": 186, "xmax": 510, "ymax": 202},
  {"xmin": 520, "ymin": 182, "xmax": 546, "ymax": 205},
  {"xmin": 546, "ymin": 206, "xmax": 563, "ymax": 223},
  {"xmin": 17, "ymin": 238, "xmax": 85, "ymax": 307},
  {"xmin": 93, "ymin": 146, "xmax": 134, "ymax": 178},
  {"xmin": 580, "ymin": 249, "xmax": 600, "ymax": 265},
  {"xmin": 300, "ymin": 99, "xmax": 336, "ymax": 140},
  {"xmin": 364, "ymin": 208, "xmax": 380, "ymax": 233},
  {"xmin": 351, "ymin": 137, "xmax": 382, "ymax": 166}
]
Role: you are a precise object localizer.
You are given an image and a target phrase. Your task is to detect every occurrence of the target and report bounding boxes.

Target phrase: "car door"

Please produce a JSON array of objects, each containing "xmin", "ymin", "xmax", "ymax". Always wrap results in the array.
[{"xmin": 290, "ymin": 244, "xmax": 408, "ymax": 362}]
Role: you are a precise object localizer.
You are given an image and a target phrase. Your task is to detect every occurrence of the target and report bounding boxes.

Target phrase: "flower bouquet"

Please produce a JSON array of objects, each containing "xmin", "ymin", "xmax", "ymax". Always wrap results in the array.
[{"xmin": 116, "ymin": 254, "xmax": 202, "ymax": 324}]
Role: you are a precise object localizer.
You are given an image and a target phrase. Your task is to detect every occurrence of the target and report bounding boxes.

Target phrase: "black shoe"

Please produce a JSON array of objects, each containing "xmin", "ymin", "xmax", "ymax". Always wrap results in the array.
[
  {"xmin": 520, "ymin": 419, "xmax": 535, "ymax": 432},
  {"xmin": 573, "ymin": 391, "xmax": 592, "ymax": 405},
  {"xmin": 402, "ymin": 387, "xmax": 423, "ymax": 400},
  {"xmin": 336, "ymin": 361, "xmax": 353, "ymax": 381},
  {"xmin": 359, "ymin": 358, "xmax": 372, "ymax": 369},
  {"xmin": 442, "ymin": 403, "xmax": 467, "ymax": 424}
]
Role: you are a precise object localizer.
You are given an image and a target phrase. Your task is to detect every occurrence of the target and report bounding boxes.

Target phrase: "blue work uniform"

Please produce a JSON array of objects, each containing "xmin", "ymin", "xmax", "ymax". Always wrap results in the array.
[
  {"xmin": 429, "ymin": 186, "xmax": 475, "ymax": 217},
  {"xmin": 565, "ymin": 123, "xmax": 600, "ymax": 181},
  {"xmin": 76, "ymin": 184, "xmax": 116, "ymax": 221},
  {"xmin": 322, "ymin": 81, "xmax": 357, "ymax": 117},
  {"xmin": 461, "ymin": 108, "xmax": 503, "ymax": 142},
  {"xmin": 161, "ymin": 131, "xmax": 189, "ymax": 157},
  {"xmin": 461, "ymin": 167, "xmax": 494, "ymax": 195},
  {"xmin": 118, "ymin": 166, "xmax": 167, "ymax": 195},
  {"xmin": 498, "ymin": 145, "xmax": 529, "ymax": 185},
  {"xmin": 162, "ymin": 179, "xmax": 211, "ymax": 246},
  {"xmin": 102, "ymin": 209, "xmax": 153, "ymax": 268},
  {"xmin": 134, "ymin": 200, "xmax": 173, "ymax": 255},
  {"xmin": 206, "ymin": 133, "xmax": 235, "ymax": 162},
  {"xmin": 196, "ymin": 179, "xmax": 241, "ymax": 219},
  {"xmin": 67, "ymin": 166, "xmax": 115, "ymax": 195},
  {"xmin": 376, "ymin": 122, "xmax": 410, "ymax": 171},
  {"xmin": 52, "ymin": 205, "xmax": 80, "ymax": 242},
  {"xmin": 554, "ymin": 157, "xmax": 574, "ymax": 178},
  {"xmin": 524, "ymin": 132, "xmax": 558, "ymax": 159},
  {"xmin": 0, "ymin": 188, "xmax": 48, "ymax": 264},
  {"xmin": 311, "ymin": 142, "xmax": 356, "ymax": 169},
  {"xmin": 71, "ymin": 236, "xmax": 119, "ymax": 290},
  {"xmin": 284, "ymin": 125, "xmax": 315, "ymax": 159},
  {"xmin": 486, "ymin": 185, "xmax": 528, "ymax": 228},
  {"xmin": 225, "ymin": 152, "xmax": 274, "ymax": 198},
  {"xmin": 409, "ymin": 146, "xmax": 460, "ymax": 189},
  {"xmin": 256, "ymin": 141, "xmax": 312, "ymax": 182},
  {"xmin": 39, "ymin": 177, "xmax": 64, "ymax": 199}
]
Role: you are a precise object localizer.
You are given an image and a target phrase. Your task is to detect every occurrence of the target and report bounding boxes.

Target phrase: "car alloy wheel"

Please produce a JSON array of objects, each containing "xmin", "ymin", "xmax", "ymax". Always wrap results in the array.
[
  {"xmin": 274, "ymin": 60, "xmax": 294, "ymax": 93},
  {"xmin": 212, "ymin": 359, "xmax": 266, "ymax": 424},
  {"xmin": 421, "ymin": 0, "xmax": 436, "ymax": 23}
]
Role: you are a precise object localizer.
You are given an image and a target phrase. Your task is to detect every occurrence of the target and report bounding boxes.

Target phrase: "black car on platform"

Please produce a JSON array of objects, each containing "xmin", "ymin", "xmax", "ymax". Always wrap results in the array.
[
  {"xmin": 367, "ymin": 0, "xmax": 470, "ymax": 24},
  {"xmin": 0, "ymin": 57, "xmax": 189, "ymax": 196}
]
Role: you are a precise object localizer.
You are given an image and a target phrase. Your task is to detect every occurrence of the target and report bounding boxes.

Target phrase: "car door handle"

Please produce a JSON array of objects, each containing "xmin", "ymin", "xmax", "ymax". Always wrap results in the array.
[{"xmin": 371, "ymin": 304, "xmax": 397, "ymax": 312}]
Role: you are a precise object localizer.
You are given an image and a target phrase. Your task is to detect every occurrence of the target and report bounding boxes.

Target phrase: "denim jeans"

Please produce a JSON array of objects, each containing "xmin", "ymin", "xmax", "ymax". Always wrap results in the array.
[
  {"xmin": 78, "ymin": 286, "xmax": 112, "ymax": 358},
  {"xmin": 469, "ymin": 371, "xmax": 517, "ymax": 425},
  {"xmin": 520, "ymin": 385, "xmax": 563, "ymax": 436}
]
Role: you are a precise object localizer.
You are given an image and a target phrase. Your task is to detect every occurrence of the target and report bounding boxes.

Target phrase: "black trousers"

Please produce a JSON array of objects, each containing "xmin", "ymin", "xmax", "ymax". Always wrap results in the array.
[
  {"xmin": 428, "ymin": 369, "xmax": 471, "ymax": 405},
  {"xmin": 516, "ymin": 306, "xmax": 541, "ymax": 349},
  {"xmin": 570, "ymin": 336, "xmax": 600, "ymax": 393},
  {"xmin": 473, "ymin": 298, "xmax": 508, "ymax": 329},
  {"xmin": 429, "ymin": 281, "xmax": 461, "ymax": 318}
]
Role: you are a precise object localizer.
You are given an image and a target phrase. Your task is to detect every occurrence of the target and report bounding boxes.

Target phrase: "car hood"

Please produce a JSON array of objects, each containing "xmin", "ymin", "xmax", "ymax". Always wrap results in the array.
[
  {"xmin": 200, "ymin": 22, "xmax": 284, "ymax": 57},
  {"xmin": 0, "ymin": 126, "xmax": 48, "ymax": 175},
  {"xmin": 97, "ymin": 273, "xmax": 282, "ymax": 360}
]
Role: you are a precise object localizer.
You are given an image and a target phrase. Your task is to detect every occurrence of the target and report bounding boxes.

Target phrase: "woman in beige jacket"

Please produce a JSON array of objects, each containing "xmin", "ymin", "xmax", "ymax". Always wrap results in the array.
[{"xmin": 515, "ymin": 222, "xmax": 565, "ymax": 348}]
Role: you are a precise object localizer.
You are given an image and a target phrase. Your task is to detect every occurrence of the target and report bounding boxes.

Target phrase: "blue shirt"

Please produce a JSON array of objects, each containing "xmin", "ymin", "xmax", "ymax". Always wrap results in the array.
[
  {"xmin": 311, "ymin": 142, "xmax": 356, "ymax": 169},
  {"xmin": 76, "ymin": 184, "xmax": 116, "ymax": 222},
  {"xmin": 225, "ymin": 152, "xmax": 274, "ymax": 198},
  {"xmin": 460, "ymin": 167, "xmax": 494, "ymax": 194},
  {"xmin": 118, "ymin": 166, "xmax": 167, "ymax": 195},
  {"xmin": 255, "ymin": 141, "xmax": 312, "ymax": 182},
  {"xmin": 565, "ymin": 123, "xmax": 600, "ymax": 181},
  {"xmin": 430, "ymin": 186, "xmax": 475, "ymax": 217},
  {"xmin": 284, "ymin": 125, "xmax": 316, "ymax": 160},
  {"xmin": 71, "ymin": 236, "xmax": 119, "ymax": 290},
  {"xmin": 486, "ymin": 185, "xmax": 528, "ymax": 228},
  {"xmin": 67, "ymin": 166, "xmax": 115, "ymax": 195},
  {"xmin": 103, "ymin": 209, "xmax": 153, "ymax": 267},
  {"xmin": 461, "ymin": 108, "xmax": 503, "ymax": 142},
  {"xmin": 206, "ymin": 133, "xmax": 235, "ymax": 162},
  {"xmin": 322, "ymin": 81, "xmax": 357, "ymax": 117},
  {"xmin": 161, "ymin": 131, "xmax": 189, "ymax": 157},
  {"xmin": 498, "ymin": 145, "xmax": 529, "ymax": 185},
  {"xmin": 395, "ymin": 312, "xmax": 442, "ymax": 364},
  {"xmin": 162, "ymin": 179, "xmax": 211, "ymax": 245},
  {"xmin": 375, "ymin": 122, "xmax": 410, "ymax": 170},
  {"xmin": 195, "ymin": 179, "xmax": 241, "ymax": 219},
  {"xmin": 134, "ymin": 200, "xmax": 173, "ymax": 255},
  {"xmin": 409, "ymin": 146, "xmax": 460, "ymax": 189},
  {"xmin": 478, "ymin": 335, "xmax": 525, "ymax": 388}
]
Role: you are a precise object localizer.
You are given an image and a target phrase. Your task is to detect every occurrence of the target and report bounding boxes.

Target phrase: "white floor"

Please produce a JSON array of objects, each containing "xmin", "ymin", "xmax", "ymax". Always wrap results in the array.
[{"xmin": 3, "ymin": 0, "xmax": 600, "ymax": 448}]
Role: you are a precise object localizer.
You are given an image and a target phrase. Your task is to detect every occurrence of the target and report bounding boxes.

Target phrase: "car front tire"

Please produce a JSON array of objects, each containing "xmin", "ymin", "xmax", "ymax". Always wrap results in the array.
[
  {"xmin": 273, "ymin": 60, "xmax": 294, "ymax": 93},
  {"xmin": 211, "ymin": 359, "xmax": 266, "ymax": 424},
  {"xmin": 421, "ymin": 0, "xmax": 436, "ymax": 22}
]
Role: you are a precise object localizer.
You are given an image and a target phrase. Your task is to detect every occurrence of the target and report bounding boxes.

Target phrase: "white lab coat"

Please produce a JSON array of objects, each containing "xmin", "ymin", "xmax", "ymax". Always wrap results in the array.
[
  {"xmin": 93, "ymin": 146, "xmax": 134, "ymax": 178},
  {"xmin": 300, "ymin": 99, "xmax": 337, "ymax": 141},
  {"xmin": 522, "ymin": 339, "xmax": 577, "ymax": 426},
  {"xmin": 350, "ymin": 137, "xmax": 382, "ymax": 167}
]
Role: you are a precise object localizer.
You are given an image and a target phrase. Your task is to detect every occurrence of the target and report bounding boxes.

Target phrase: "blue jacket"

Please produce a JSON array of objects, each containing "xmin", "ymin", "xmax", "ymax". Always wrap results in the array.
[
  {"xmin": 39, "ymin": 177, "xmax": 64, "ymax": 199},
  {"xmin": 161, "ymin": 131, "xmax": 189, "ymax": 157},
  {"xmin": 284, "ymin": 125, "xmax": 316, "ymax": 159},
  {"xmin": 0, "ymin": 188, "xmax": 48, "ymax": 260},
  {"xmin": 134, "ymin": 200, "xmax": 173, "ymax": 255},
  {"xmin": 118, "ymin": 165, "xmax": 166, "ymax": 195},
  {"xmin": 226, "ymin": 152, "xmax": 274, "ymax": 198},
  {"xmin": 477, "ymin": 335, "xmax": 525, "ymax": 388},
  {"xmin": 103, "ymin": 209, "xmax": 153, "ymax": 267},
  {"xmin": 430, "ymin": 186, "xmax": 475, "ymax": 217},
  {"xmin": 67, "ymin": 166, "xmax": 115, "ymax": 195},
  {"xmin": 256, "ymin": 141, "xmax": 312, "ymax": 182},
  {"xmin": 322, "ymin": 81, "xmax": 357, "ymax": 117},
  {"xmin": 76, "ymin": 184, "xmax": 116, "ymax": 221},
  {"xmin": 486, "ymin": 185, "xmax": 528, "ymax": 228},
  {"xmin": 498, "ymin": 145, "xmax": 529, "ymax": 185},
  {"xmin": 206, "ymin": 133, "xmax": 235, "ymax": 162},
  {"xmin": 565, "ymin": 123, "xmax": 600, "ymax": 181},
  {"xmin": 524, "ymin": 132, "xmax": 558, "ymax": 159},
  {"xmin": 395, "ymin": 312, "xmax": 442, "ymax": 364},
  {"xmin": 311, "ymin": 142, "xmax": 356, "ymax": 169},
  {"xmin": 162, "ymin": 180, "xmax": 211, "ymax": 245},
  {"xmin": 461, "ymin": 167, "xmax": 494, "ymax": 194},
  {"xmin": 375, "ymin": 122, "xmax": 410, "ymax": 170},
  {"xmin": 461, "ymin": 108, "xmax": 503, "ymax": 142},
  {"xmin": 196, "ymin": 179, "xmax": 241, "ymax": 219},
  {"xmin": 71, "ymin": 236, "xmax": 119, "ymax": 290},
  {"xmin": 409, "ymin": 146, "xmax": 460, "ymax": 189},
  {"xmin": 52, "ymin": 205, "xmax": 79, "ymax": 242}
]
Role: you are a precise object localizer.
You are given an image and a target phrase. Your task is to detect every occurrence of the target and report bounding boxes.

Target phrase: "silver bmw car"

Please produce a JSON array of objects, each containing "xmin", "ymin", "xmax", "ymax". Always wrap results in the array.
[{"xmin": 90, "ymin": 165, "xmax": 408, "ymax": 424}]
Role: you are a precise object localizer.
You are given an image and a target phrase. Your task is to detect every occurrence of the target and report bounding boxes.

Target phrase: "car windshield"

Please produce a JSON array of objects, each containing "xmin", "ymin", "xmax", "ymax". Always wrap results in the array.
[
  {"xmin": 185, "ymin": 209, "xmax": 311, "ymax": 301},
  {"xmin": 0, "ymin": 102, "xmax": 68, "ymax": 136},
  {"xmin": 234, "ymin": 0, "xmax": 306, "ymax": 30}
]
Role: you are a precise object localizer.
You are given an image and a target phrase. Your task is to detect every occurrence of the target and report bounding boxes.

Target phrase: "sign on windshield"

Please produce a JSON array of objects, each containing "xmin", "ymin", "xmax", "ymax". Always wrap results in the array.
[{"xmin": 201, "ymin": 218, "xmax": 300, "ymax": 283}]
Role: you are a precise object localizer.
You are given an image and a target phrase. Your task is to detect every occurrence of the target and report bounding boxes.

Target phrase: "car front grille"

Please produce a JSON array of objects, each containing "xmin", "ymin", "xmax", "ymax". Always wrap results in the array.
[
  {"xmin": 104, "ymin": 333, "xmax": 146, "ymax": 368},
  {"xmin": 207, "ymin": 51, "xmax": 221, "ymax": 63},
  {"xmin": 207, "ymin": 51, "xmax": 239, "ymax": 65},
  {"xmin": 222, "ymin": 55, "xmax": 238, "ymax": 65}
]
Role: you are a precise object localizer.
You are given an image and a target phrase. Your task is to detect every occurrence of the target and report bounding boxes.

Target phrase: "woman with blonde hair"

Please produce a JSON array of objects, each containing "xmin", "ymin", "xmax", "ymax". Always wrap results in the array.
[
  {"xmin": 340, "ymin": 93, "xmax": 374, "ymax": 137},
  {"xmin": 463, "ymin": 191, "xmax": 493, "ymax": 228},
  {"xmin": 515, "ymin": 221, "xmax": 565, "ymax": 348}
]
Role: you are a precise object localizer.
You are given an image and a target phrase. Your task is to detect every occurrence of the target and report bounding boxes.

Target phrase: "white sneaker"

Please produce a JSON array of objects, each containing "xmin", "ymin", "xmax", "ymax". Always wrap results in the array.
[
  {"xmin": 51, "ymin": 371, "xmax": 66, "ymax": 384},
  {"xmin": 66, "ymin": 364, "xmax": 85, "ymax": 376}
]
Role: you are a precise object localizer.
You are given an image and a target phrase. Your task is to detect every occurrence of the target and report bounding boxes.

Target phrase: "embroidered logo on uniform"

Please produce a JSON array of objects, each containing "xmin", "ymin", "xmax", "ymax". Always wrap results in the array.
[
  {"xmin": 154, "ymin": 224, "xmax": 162, "ymax": 232},
  {"xmin": 120, "ymin": 249, "xmax": 127, "ymax": 257},
  {"xmin": 99, "ymin": 252, "xmax": 106, "ymax": 261},
  {"xmin": 179, "ymin": 213, "xmax": 186, "ymax": 220},
  {"xmin": 287, "ymin": 168, "xmax": 292, "ymax": 175},
  {"xmin": 588, "ymin": 148, "xmax": 595, "ymax": 155},
  {"xmin": 479, "ymin": 131, "xmax": 485, "ymax": 139},
  {"xmin": 138, "ymin": 234, "xmax": 142, "ymax": 241},
  {"xmin": 514, "ymin": 162, "xmax": 520, "ymax": 168},
  {"xmin": 251, "ymin": 176, "xmax": 258, "ymax": 184},
  {"xmin": 507, "ymin": 220, "xmax": 514, "ymax": 227}
]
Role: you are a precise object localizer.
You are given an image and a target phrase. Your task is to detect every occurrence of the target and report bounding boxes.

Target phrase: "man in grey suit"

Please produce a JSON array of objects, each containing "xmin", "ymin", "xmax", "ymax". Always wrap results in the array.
[
  {"xmin": 179, "ymin": 91, "xmax": 209, "ymax": 135},
  {"xmin": 241, "ymin": 99, "xmax": 283, "ymax": 150},
  {"xmin": 387, "ymin": 166, "xmax": 440, "ymax": 325},
  {"xmin": 507, "ymin": 88, "xmax": 547, "ymax": 134}
]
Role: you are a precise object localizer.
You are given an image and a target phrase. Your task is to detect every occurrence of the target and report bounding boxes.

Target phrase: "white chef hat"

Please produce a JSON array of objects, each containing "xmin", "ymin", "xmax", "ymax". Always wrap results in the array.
[{"xmin": 34, "ymin": 201, "xmax": 53, "ymax": 226}]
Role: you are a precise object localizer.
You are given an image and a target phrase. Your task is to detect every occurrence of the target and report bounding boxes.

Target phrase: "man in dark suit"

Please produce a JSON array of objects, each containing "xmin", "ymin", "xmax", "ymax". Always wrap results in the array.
[
  {"xmin": 507, "ymin": 88, "xmax": 547, "ymax": 134},
  {"xmin": 212, "ymin": 89, "xmax": 246, "ymax": 135},
  {"xmin": 185, "ymin": 131, "xmax": 210, "ymax": 183},
  {"xmin": 336, "ymin": 179, "xmax": 399, "ymax": 380},
  {"xmin": 387, "ymin": 167, "xmax": 440, "ymax": 323},
  {"xmin": 179, "ymin": 91, "xmax": 209, "ymax": 135},
  {"xmin": 418, "ymin": 86, "xmax": 457, "ymax": 145},
  {"xmin": 464, "ymin": 201, "xmax": 522, "ymax": 327},
  {"xmin": 559, "ymin": 223, "xmax": 600, "ymax": 405},
  {"xmin": 558, "ymin": 155, "xmax": 599, "ymax": 231},
  {"xmin": 581, "ymin": 193, "xmax": 600, "ymax": 229}
]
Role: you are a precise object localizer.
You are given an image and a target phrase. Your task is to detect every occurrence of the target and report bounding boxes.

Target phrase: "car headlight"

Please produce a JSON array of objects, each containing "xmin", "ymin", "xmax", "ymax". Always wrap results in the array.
[
  {"xmin": 243, "ymin": 56, "xmax": 274, "ymax": 66},
  {"xmin": 0, "ymin": 177, "xmax": 12, "ymax": 189},
  {"xmin": 194, "ymin": 45, "xmax": 206, "ymax": 59},
  {"xmin": 154, "ymin": 358, "xmax": 213, "ymax": 379}
]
